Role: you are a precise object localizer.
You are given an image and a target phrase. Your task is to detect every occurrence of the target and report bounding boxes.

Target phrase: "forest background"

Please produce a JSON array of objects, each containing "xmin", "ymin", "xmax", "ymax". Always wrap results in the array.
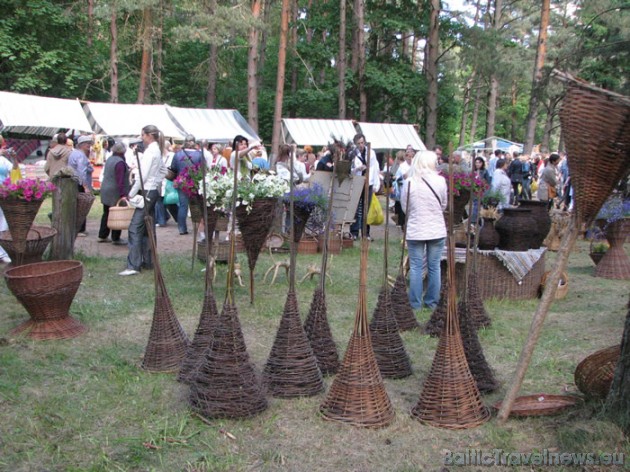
[{"xmin": 0, "ymin": 0, "xmax": 627, "ymax": 156}]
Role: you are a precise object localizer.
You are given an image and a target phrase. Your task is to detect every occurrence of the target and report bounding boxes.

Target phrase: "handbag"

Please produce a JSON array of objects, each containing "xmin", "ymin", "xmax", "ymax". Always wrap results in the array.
[
  {"xmin": 367, "ymin": 194, "xmax": 384, "ymax": 225},
  {"xmin": 163, "ymin": 181, "xmax": 179, "ymax": 205},
  {"xmin": 107, "ymin": 198, "xmax": 135, "ymax": 230},
  {"xmin": 165, "ymin": 166, "xmax": 177, "ymax": 181}
]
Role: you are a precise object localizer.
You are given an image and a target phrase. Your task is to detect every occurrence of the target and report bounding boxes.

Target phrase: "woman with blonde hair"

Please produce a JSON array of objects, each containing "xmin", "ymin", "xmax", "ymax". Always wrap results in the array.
[{"xmin": 401, "ymin": 150, "xmax": 447, "ymax": 310}]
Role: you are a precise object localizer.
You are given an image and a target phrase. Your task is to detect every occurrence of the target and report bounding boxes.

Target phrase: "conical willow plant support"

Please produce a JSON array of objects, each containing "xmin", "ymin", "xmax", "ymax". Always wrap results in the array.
[
  {"xmin": 0, "ymin": 197, "xmax": 44, "ymax": 256},
  {"xmin": 411, "ymin": 162, "xmax": 489, "ymax": 429},
  {"xmin": 369, "ymin": 158, "xmax": 412, "ymax": 379},
  {"xmin": 263, "ymin": 148, "xmax": 324, "ymax": 398},
  {"xmin": 320, "ymin": 143, "xmax": 395, "ymax": 428},
  {"xmin": 304, "ymin": 147, "xmax": 342, "ymax": 376},
  {"xmin": 423, "ymin": 283, "xmax": 449, "ymax": 337},
  {"xmin": 390, "ymin": 181, "xmax": 419, "ymax": 332},
  {"xmin": 188, "ymin": 150, "xmax": 267, "ymax": 419},
  {"xmin": 138, "ymin": 151, "xmax": 190, "ymax": 373},
  {"xmin": 178, "ymin": 163, "xmax": 220, "ymax": 384},
  {"xmin": 466, "ymin": 198, "xmax": 492, "ymax": 329}
]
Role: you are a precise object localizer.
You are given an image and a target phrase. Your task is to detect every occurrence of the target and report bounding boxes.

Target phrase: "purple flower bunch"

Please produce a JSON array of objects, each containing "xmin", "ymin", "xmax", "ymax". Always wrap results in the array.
[
  {"xmin": 441, "ymin": 172, "xmax": 489, "ymax": 197},
  {"xmin": 173, "ymin": 163, "xmax": 205, "ymax": 199},
  {"xmin": 596, "ymin": 193, "xmax": 630, "ymax": 224},
  {"xmin": 0, "ymin": 177, "xmax": 56, "ymax": 201},
  {"xmin": 283, "ymin": 183, "xmax": 328, "ymax": 212}
]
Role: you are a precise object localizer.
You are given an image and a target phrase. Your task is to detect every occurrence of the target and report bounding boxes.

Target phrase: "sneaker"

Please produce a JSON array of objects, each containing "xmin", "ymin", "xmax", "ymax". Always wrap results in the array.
[
  {"xmin": 112, "ymin": 239, "xmax": 128, "ymax": 246},
  {"xmin": 98, "ymin": 237, "xmax": 111, "ymax": 243},
  {"xmin": 118, "ymin": 269, "xmax": 139, "ymax": 276},
  {"xmin": 77, "ymin": 232, "xmax": 88, "ymax": 237},
  {"xmin": 0, "ymin": 256, "xmax": 11, "ymax": 264},
  {"xmin": 179, "ymin": 231, "xmax": 189, "ymax": 235}
]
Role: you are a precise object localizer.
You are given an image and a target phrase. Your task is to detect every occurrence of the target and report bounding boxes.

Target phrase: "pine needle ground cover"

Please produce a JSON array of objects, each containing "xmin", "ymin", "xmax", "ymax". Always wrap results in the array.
[{"xmin": 1, "ymin": 227, "xmax": 629, "ymax": 470}]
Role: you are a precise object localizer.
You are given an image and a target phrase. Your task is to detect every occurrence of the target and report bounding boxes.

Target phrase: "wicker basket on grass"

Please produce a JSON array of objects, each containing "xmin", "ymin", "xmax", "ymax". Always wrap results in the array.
[
  {"xmin": 574, "ymin": 345, "xmax": 620, "ymax": 400},
  {"xmin": 0, "ymin": 225, "xmax": 57, "ymax": 266}
]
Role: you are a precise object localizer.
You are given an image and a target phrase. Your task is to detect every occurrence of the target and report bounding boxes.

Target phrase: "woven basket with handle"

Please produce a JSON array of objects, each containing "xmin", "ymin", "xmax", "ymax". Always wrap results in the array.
[{"xmin": 107, "ymin": 198, "xmax": 135, "ymax": 230}]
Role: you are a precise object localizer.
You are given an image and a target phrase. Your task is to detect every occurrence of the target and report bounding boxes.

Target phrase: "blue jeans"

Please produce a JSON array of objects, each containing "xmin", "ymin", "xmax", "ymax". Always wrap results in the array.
[
  {"xmin": 350, "ymin": 186, "xmax": 373, "ymax": 238},
  {"xmin": 407, "ymin": 237, "xmax": 446, "ymax": 310},
  {"xmin": 177, "ymin": 190, "xmax": 190, "ymax": 234},
  {"xmin": 127, "ymin": 189, "xmax": 159, "ymax": 271}
]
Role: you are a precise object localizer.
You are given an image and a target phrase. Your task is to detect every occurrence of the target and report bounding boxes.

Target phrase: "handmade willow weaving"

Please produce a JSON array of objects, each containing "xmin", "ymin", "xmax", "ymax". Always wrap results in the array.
[
  {"xmin": 0, "ymin": 197, "xmax": 43, "ymax": 253},
  {"xmin": 304, "ymin": 287, "xmax": 339, "ymax": 375},
  {"xmin": 0, "ymin": 225, "xmax": 56, "ymax": 266}
]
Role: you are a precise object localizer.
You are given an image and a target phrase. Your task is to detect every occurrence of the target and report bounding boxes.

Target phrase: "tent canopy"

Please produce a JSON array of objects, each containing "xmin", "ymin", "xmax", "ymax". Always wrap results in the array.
[
  {"xmin": 84, "ymin": 102, "xmax": 185, "ymax": 139},
  {"xmin": 459, "ymin": 136, "xmax": 523, "ymax": 153},
  {"xmin": 282, "ymin": 118, "xmax": 357, "ymax": 146},
  {"xmin": 0, "ymin": 91, "xmax": 93, "ymax": 137},
  {"xmin": 358, "ymin": 122, "xmax": 426, "ymax": 151},
  {"xmin": 166, "ymin": 106, "xmax": 260, "ymax": 144}
]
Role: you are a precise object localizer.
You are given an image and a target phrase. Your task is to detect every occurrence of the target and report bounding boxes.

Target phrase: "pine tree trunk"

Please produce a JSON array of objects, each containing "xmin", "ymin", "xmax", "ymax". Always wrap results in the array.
[
  {"xmin": 524, "ymin": 0, "xmax": 550, "ymax": 154},
  {"xmin": 470, "ymin": 83, "xmax": 481, "ymax": 141},
  {"xmin": 424, "ymin": 0, "xmax": 440, "ymax": 149},
  {"xmin": 605, "ymin": 297, "xmax": 630, "ymax": 433},
  {"xmin": 338, "ymin": 0, "xmax": 347, "ymax": 119},
  {"xmin": 137, "ymin": 7, "xmax": 153, "ymax": 104},
  {"xmin": 155, "ymin": 2, "xmax": 164, "ymax": 102},
  {"xmin": 270, "ymin": 0, "xmax": 291, "ymax": 164},
  {"xmin": 207, "ymin": 43, "xmax": 218, "ymax": 108},
  {"xmin": 110, "ymin": 3, "xmax": 119, "ymax": 103},
  {"xmin": 485, "ymin": 0, "xmax": 501, "ymax": 140},
  {"xmin": 248, "ymin": 0, "xmax": 262, "ymax": 133},
  {"xmin": 355, "ymin": 0, "xmax": 367, "ymax": 120},
  {"xmin": 510, "ymin": 79, "xmax": 518, "ymax": 141},
  {"xmin": 258, "ymin": 0, "xmax": 271, "ymax": 89},
  {"xmin": 289, "ymin": 0, "xmax": 298, "ymax": 117},
  {"xmin": 458, "ymin": 73, "xmax": 475, "ymax": 147}
]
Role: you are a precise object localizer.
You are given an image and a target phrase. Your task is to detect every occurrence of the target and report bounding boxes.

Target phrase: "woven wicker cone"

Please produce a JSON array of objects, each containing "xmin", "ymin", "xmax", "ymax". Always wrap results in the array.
[
  {"xmin": 594, "ymin": 219, "xmax": 630, "ymax": 280},
  {"xmin": 369, "ymin": 285, "xmax": 412, "ymax": 379},
  {"xmin": 424, "ymin": 283, "xmax": 449, "ymax": 337},
  {"xmin": 263, "ymin": 291, "xmax": 324, "ymax": 397},
  {"xmin": 0, "ymin": 226, "xmax": 57, "ymax": 266},
  {"xmin": 390, "ymin": 273, "xmax": 420, "ymax": 331},
  {"xmin": 189, "ymin": 301, "xmax": 268, "ymax": 419},
  {"xmin": 200, "ymin": 206, "xmax": 220, "ymax": 238},
  {"xmin": 574, "ymin": 345, "xmax": 620, "ymax": 400},
  {"xmin": 189, "ymin": 198, "xmax": 203, "ymax": 224},
  {"xmin": 75, "ymin": 192, "xmax": 95, "ymax": 233},
  {"xmin": 556, "ymin": 72, "xmax": 630, "ymax": 227},
  {"xmin": 304, "ymin": 287, "xmax": 340, "ymax": 376},
  {"xmin": 4, "ymin": 260, "xmax": 87, "ymax": 340},
  {"xmin": 236, "ymin": 198, "xmax": 277, "ymax": 272},
  {"xmin": 177, "ymin": 280, "xmax": 220, "ymax": 384},
  {"xmin": 459, "ymin": 301, "xmax": 499, "ymax": 394},
  {"xmin": 466, "ymin": 278, "xmax": 491, "ymax": 329},
  {"xmin": 292, "ymin": 206, "xmax": 312, "ymax": 243},
  {"xmin": 0, "ymin": 197, "xmax": 43, "ymax": 254},
  {"xmin": 319, "ymin": 331, "xmax": 395, "ymax": 428},
  {"xmin": 141, "ymin": 232, "xmax": 190, "ymax": 373}
]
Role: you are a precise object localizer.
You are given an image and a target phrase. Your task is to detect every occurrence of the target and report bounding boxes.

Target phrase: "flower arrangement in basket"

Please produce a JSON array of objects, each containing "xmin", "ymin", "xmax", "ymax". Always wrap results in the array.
[
  {"xmin": 236, "ymin": 171, "xmax": 289, "ymax": 213},
  {"xmin": 283, "ymin": 183, "xmax": 328, "ymax": 243},
  {"xmin": 200, "ymin": 170, "xmax": 234, "ymax": 212},
  {"xmin": 481, "ymin": 188, "xmax": 507, "ymax": 210},
  {"xmin": 0, "ymin": 177, "xmax": 56, "ymax": 202},
  {"xmin": 595, "ymin": 192, "xmax": 630, "ymax": 228},
  {"xmin": 173, "ymin": 163, "xmax": 205, "ymax": 200}
]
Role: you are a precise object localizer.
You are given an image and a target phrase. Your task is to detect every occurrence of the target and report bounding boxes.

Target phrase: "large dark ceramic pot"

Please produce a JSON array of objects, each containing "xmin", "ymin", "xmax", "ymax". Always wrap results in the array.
[
  {"xmin": 518, "ymin": 200, "xmax": 551, "ymax": 249},
  {"xmin": 495, "ymin": 208, "xmax": 536, "ymax": 251},
  {"xmin": 477, "ymin": 218, "xmax": 500, "ymax": 250}
]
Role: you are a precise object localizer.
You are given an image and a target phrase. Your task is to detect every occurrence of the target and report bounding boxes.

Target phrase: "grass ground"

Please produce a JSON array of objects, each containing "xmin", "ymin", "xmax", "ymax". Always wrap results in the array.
[{"xmin": 0, "ymin": 202, "xmax": 629, "ymax": 471}]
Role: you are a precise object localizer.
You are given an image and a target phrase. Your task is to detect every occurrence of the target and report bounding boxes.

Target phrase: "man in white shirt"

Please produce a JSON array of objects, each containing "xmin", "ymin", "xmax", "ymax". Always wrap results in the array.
[{"xmin": 349, "ymin": 133, "xmax": 381, "ymax": 240}]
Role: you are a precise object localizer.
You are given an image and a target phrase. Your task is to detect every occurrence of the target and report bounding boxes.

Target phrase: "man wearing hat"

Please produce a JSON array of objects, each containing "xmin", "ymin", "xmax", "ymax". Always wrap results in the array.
[
  {"xmin": 69, "ymin": 135, "xmax": 94, "ymax": 236},
  {"xmin": 170, "ymin": 134, "xmax": 203, "ymax": 235}
]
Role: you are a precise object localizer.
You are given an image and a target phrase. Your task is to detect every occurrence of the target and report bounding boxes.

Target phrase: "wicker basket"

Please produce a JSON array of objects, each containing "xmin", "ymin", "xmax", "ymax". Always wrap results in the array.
[
  {"xmin": 4, "ymin": 260, "xmax": 87, "ymax": 340},
  {"xmin": 107, "ymin": 198, "xmax": 135, "ymax": 230},
  {"xmin": 0, "ymin": 225, "xmax": 57, "ymax": 266},
  {"xmin": 574, "ymin": 345, "xmax": 620, "ymax": 400},
  {"xmin": 298, "ymin": 237, "xmax": 319, "ymax": 255},
  {"xmin": 554, "ymin": 70, "xmax": 630, "ymax": 227},
  {"xmin": 0, "ymin": 197, "xmax": 44, "ymax": 253},
  {"xmin": 540, "ymin": 271, "xmax": 569, "ymax": 300},
  {"xmin": 75, "ymin": 192, "xmax": 96, "ymax": 233}
]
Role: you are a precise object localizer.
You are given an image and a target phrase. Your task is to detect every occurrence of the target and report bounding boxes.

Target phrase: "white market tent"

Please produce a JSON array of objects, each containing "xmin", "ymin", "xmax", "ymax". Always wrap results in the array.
[
  {"xmin": 0, "ymin": 91, "xmax": 93, "ymax": 136},
  {"xmin": 358, "ymin": 121, "xmax": 426, "ymax": 151},
  {"xmin": 166, "ymin": 105, "xmax": 260, "ymax": 143},
  {"xmin": 84, "ymin": 102, "xmax": 185, "ymax": 139},
  {"xmin": 458, "ymin": 136, "xmax": 523, "ymax": 154},
  {"xmin": 282, "ymin": 118, "xmax": 357, "ymax": 146}
]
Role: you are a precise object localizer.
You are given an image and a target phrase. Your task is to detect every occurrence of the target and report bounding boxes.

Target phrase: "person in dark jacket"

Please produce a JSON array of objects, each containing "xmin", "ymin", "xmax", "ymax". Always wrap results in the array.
[
  {"xmin": 98, "ymin": 142, "xmax": 130, "ymax": 245},
  {"xmin": 508, "ymin": 151, "xmax": 524, "ymax": 204}
]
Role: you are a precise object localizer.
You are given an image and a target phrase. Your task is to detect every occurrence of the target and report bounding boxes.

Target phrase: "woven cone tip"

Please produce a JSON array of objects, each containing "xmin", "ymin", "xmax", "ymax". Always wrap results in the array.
[
  {"xmin": 304, "ymin": 288, "xmax": 339, "ymax": 376},
  {"xmin": 263, "ymin": 291, "xmax": 324, "ymax": 397}
]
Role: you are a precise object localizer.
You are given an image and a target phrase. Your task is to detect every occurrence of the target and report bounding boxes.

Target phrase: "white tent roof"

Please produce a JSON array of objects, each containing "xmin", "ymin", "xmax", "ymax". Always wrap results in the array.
[
  {"xmin": 166, "ymin": 106, "xmax": 260, "ymax": 143},
  {"xmin": 0, "ymin": 91, "xmax": 93, "ymax": 136},
  {"xmin": 84, "ymin": 102, "xmax": 185, "ymax": 139},
  {"xmin": 358, "ymin": 122, "xmax": 426, "ymax": 151},
  {"xmin": 282, "ymin": 118, "xmax": 357, "ymax": 146}
]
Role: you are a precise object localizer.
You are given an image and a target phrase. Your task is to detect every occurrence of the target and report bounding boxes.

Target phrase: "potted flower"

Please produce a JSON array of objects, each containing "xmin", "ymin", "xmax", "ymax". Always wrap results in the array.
[
  {"xmin": 283, "ymin": 183, "xmax": 328, "ymax": 243},
  {"xmin": 173, "ymin": 162, "xmax": 205, "ymax": 200},
  {"xmin": 0, "ymin": 177, "xmax": 57, "ymax": 252},
  {"xmin": 481, "ymin": 189, "xmax": 507, "ymax": 211},
  {"xmin": 439, "ymin": 171, "xmax": 489, "ymax": 224},
  {"xmin": 236, "ymin": 171, "xmax": 289, "ymax": 213},
  {"xmin": 589, "ymin": 240, "xmax": 609, "ymax": 266}
]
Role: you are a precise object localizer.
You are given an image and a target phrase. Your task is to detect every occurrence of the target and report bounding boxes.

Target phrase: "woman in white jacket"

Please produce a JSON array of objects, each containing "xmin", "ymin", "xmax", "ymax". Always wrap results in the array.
[{"xmin": 401, "ymin": 150, "xmax": 448, "ymax": 310}]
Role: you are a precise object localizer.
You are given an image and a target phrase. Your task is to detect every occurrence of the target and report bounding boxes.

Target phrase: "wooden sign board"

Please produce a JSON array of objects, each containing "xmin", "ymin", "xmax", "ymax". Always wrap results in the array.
[{"xmin": 310, "ymin": 171, "xmax": 365, "ymax": 228}]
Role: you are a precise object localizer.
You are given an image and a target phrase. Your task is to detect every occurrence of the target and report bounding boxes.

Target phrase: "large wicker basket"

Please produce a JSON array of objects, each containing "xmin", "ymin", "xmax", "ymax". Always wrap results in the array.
[
  {"xmin": 107, "ymin": 198, "xmax": 135, "ymax": 230},
  {"xmin": 4, "ymin": 260, "xmax": 87, "ymax": 340},
  {"xmin": 0, "ymin": 225, "xmax": 57, "ymax": 266},
  {"xmin": 574, "ymin": 345, "xmax": 620, "ymax": 400}
]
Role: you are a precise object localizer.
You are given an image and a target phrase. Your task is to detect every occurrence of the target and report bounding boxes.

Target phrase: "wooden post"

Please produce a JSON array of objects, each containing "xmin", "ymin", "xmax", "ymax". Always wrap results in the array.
[
  {"xmin": 50, "ymin": 176, "xmax": 78, "ymax": 260},
  {"xmin": 497, "ymin": 214, "xmax": 579, "ymax": 422}
]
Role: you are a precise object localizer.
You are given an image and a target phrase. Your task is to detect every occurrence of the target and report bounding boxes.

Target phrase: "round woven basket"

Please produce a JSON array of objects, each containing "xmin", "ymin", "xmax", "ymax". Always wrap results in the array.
[
  {"xmin": 107, "ymin": 198, "xmax": 135, "ymax": 230},
  {"xmin": 75, "ymin": 192, "xmax": 95, "ymax": 233},
  {"xmin": 574, "ymin": 345, "xmax": 620, "ymax": 400},
  {"xmin": 4, "ymin": 260, "xmax": 87, "ymax": 340},
  {"xmin": 0, "ymin": 225, "xmax": 57, "ymax": 266},
  {"xmin": 540, "ymin": 271, "xmax": 569, "ymax": 300},
  {"xmin": 0, "ymin": 197, "xmax": 44, "ymax": 253},
  {"xmin": 298, "ymin": 237, "xmax": 318, "ymax": 255},
  {"xmin": 492, "ymin": 394, "xmax": 581, "ymax": 417}
]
